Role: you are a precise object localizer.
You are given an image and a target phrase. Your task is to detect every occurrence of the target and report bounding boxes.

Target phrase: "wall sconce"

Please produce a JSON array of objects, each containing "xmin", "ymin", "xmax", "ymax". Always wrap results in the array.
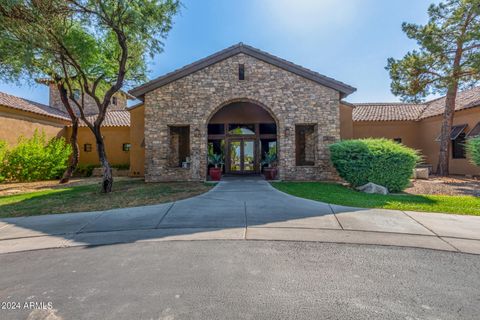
[
  {"xmin": 284, "ymin": 127, "xmax": 290, "ymax": 136},
  {"xmin": 193, "ymin": 128, "xmax": 201, "ymax": 138}
]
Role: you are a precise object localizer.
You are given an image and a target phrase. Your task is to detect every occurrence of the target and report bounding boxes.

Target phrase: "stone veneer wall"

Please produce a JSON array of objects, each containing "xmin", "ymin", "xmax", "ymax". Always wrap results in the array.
[
  {"xmin": 144, "ymin": 53, "xmax": 341, "ymax": 181},
  {"xmin": 49, "ymin": 84, "xmax": 127, "ymax": 115}
]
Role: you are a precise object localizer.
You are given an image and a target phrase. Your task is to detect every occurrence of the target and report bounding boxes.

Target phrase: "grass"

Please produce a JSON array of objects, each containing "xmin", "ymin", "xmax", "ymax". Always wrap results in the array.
[
  {"xmin": 0, "ymin": 179, "xmax": 212, "ymax": 218},
  {"xmin": 271, "ymin": 182, "xmax": 480, "ymax": 216}
]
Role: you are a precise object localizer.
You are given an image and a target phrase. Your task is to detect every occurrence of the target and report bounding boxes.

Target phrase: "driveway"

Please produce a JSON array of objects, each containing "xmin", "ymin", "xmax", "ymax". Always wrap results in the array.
[
  {"xmin": 2, "ymin": 241, "xmax": 479, "ymax": 320},
  {"xmin": 1, "ymin": 177, "xmax": 480, "ymax": 254}
]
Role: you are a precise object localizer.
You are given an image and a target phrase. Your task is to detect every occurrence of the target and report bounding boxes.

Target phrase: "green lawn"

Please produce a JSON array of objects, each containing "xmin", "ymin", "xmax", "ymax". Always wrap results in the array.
[
  {"xmin": 0, "ymin": 179, "xmax": 212, "ymax": 218},
  {"xmin": 271, "ymin": 182, "xmax": 480, "ymax": 216}
]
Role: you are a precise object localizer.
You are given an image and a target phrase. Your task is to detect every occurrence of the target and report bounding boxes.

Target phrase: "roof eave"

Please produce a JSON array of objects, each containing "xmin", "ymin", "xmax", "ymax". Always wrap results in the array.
[{"xmin": 129, "ymin": 43, "xmax": 356, "ymax": 99}]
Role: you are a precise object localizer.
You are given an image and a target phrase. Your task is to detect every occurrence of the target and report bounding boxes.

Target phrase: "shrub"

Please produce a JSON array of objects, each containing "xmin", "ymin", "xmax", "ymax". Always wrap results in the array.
[
  {"xmin": 2, "ymin": 131, "xmax": 72, "ymax": 182},
  {"xmin": 329, "ymin": 138, "xmax": 420, "ymax": 192},
  {"xmin": 0, "ymin": 140, "xmax": 7, "ymax": 182},
  {"xmin": 74, "ymin": 164, "xmax": 97, "ymax": 177},
  {"xmin": 466, "ymin": 136, "xmax": 480, "ymax": 167}
]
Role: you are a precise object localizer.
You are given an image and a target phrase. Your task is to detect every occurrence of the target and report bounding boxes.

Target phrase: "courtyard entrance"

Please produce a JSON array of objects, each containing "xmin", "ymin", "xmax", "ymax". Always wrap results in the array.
[{"xmin": 208, "ymin": 101, "xmax": 277, "ymax": 175}]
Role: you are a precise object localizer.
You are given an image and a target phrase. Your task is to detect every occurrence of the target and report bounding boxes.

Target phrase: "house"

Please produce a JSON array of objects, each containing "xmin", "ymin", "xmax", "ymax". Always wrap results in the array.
[
  {"xmin": 0, "ymin": 89, "xmax": 132, "ymax": 168},
  {"xmin": 1, "ymin": 43, "xmax": 479, "ymax": 180},
  {"xmin": 351, "ymin": 87, "xmax": 480, "ymax": 176},
  {"xmin": 128, "ymin": 43, "xmax": 356, "ymax": 181}
]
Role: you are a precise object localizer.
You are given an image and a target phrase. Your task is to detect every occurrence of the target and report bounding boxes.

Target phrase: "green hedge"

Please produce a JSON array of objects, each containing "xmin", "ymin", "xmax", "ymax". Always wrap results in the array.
[
  {"xmin": 466, "ymin": 137, "xmax": 480, "ymax": 167},
  {"xmin": 329, "ymin": 139, "xmax": 420, "ymax": 192},
  {"xmin": 0, "ymin": 131, "xmax": 72, "ymax": 182}
]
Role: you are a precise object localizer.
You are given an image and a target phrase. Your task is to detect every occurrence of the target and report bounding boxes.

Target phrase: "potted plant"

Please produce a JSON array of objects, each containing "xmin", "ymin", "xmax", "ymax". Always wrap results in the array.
[
  {"xmin": 261, "ymin": 152, "xmax": 278, "ymax": 180},
  {"xmin": 208, "ymin": 153, "xmax": 224, "ymax": 181}
]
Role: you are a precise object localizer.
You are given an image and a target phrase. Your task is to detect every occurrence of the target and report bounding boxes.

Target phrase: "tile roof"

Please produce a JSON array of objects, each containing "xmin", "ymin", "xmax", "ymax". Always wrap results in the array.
[
  {"xmin": 78, "ymin": 110, "xmax": 130, "ymax": 127},
  {"xmin": 0, "ymin": 91, "xmax": 70, "ymax": 121},
  {"xmin": 352, "ymin": 103, "xmax": 427, "ymax": 121},
  {"xmin": 352, "ymin": 86, "xmax": 480, "ymax": 122}
]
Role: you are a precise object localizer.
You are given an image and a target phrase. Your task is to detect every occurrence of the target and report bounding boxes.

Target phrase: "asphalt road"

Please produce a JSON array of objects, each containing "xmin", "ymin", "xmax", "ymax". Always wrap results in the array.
[{"xmin": 1, "ymin": 241, "xmax": 479, "ymax": 320}]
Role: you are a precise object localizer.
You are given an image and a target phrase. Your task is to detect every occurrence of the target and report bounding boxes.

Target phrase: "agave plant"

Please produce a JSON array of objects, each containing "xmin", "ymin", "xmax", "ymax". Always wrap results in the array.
[
  {"xmin": 261, "ymin": 152, "xmax": 277, "ymax": 168},
  {"xmin": 208, "ymin": 153, "xmax": 224, "ymax": 168}
]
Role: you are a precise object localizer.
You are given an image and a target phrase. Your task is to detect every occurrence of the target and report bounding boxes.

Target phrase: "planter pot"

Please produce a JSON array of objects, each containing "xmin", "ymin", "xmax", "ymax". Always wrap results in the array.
[
  {"xmin": 263, "ymin": 167, "xmax": 277, "ymax": 180},
  {"xmin": 209, "ymin": 167, "xmax": 222, "ymax": 181}
]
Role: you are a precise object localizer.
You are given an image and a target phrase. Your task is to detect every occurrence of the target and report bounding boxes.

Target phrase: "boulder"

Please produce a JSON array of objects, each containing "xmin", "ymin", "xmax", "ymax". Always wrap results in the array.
[{"xmin": 356, "ymin": 182, "xmax": 389, "ymax": 195}]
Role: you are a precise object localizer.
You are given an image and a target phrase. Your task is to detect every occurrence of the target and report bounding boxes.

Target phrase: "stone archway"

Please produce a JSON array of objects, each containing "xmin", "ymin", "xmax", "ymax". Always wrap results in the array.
[{"xmin": 206, "ymin": 100, "xmax": 279, "ymax": 177}]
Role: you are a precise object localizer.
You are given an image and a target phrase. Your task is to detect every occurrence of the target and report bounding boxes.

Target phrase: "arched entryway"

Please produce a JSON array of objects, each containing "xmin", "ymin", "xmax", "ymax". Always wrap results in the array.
[{"xmin": 207, "ymin": 101, "xmax": 278, "ymax": 175}]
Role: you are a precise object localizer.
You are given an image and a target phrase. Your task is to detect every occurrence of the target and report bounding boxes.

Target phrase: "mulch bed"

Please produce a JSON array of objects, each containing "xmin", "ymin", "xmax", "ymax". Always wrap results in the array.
[{"xmin": 405, "ymin": 175, "xmax": 480, "ymax": 196}]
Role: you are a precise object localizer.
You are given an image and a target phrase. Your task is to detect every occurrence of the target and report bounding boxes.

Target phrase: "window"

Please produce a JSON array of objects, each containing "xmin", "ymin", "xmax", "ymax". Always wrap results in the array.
[
  {"xmin": 295, "ymin": 125, "xmax": 316, "ymax": 166},
  {"xmin": 228, "ymin": 124, "xmax": 255, "ymax": 135},
  {"xmin": 259, "ymin": 123, "xmax": 277, "ymax": 135},
  {"xmin": 168, "ymin": 126, "xmax": 190, "ymax": 167},
  {"xmin": 238, "ymin": 64, "xmax": 245, "ymax": 80},
  {"xmin": 122, "ymin": 143, "xmax": 131, "ymax": 151},
  {"xmin": 393, "ymin": 138, "xmax": 402, "ymax": 143},
  {"xmin": 112, "ymin": 96, "xmax": 118, "ymax": 105},
  {"xmin": 84, "ymin": 143, "xmax": 92, "ymax": 152},
  {"xmin": 452, "ymin": 132, "xmax": 466, "ymax": 159},
  {"xmin": 466, "ymin": 122, "xmax": 480, "ymax": 138},
  {"xmin": 208, "ymin": 124, "xmax": 225, "ymax": 135}
]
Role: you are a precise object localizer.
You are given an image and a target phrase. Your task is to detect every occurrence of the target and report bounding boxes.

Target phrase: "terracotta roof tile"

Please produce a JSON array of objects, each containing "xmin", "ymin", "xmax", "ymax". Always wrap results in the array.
[
  {"xmin": 352, "ymin": 103, "xmax": 427, "ymax": 121},
  {"xmin": 0, "ymin": 91, "xmax": 70, "ymax": 121},
  {"xmin": 352, "ymin": 86, "xmax": 480, "ymax": 122},
  {"xmin": 78, "ymin": 110, "xmax": 130, "ymax": 127}
]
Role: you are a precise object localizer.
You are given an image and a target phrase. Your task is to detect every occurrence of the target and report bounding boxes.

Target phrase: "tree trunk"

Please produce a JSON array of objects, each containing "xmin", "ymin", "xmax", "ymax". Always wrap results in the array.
[
  {"xmin": 93, "ymin": 125, "xmax": 113, "ymax": 193},
  {"xmin": 437, "ymin": 83, "xmax": 458, "ymax": 176},
  {"xmin": 59, "ymin": 118, "xmax": 79, "ymax": 184}
]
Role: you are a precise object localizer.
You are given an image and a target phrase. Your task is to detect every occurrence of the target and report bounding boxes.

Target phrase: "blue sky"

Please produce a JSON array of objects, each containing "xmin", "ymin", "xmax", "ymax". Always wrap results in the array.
[{"xmin": 0, "ymin": 0, "xmax": 438, "ymax": 104}]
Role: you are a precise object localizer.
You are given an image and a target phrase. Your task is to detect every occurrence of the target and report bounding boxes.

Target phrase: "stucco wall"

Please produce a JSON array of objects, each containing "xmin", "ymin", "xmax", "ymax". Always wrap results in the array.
[
  {"xmin": 418, "ymin": 108, "xmax": 480, "ymax": 176},
  {"xmin": 339, "ymin": 103, "xmax": 353, "ymax": 139},
  {"xmin": 351, "ymin": 107, "xmax": 480, "ymax": 176},
  {"xmin": 144, "ymin": 53, "xmax": 341, "ymax": 181},
  {"xmin": 69, "ymin": 126, "xmax": 131, "ymax": 166},
  {"xmin": 129, "ymin": 105, "xmax": 145, "ymax": 176},
  {"xmin": 0, "ymin": 105, "xmax": 67, "ymax": 146},
  {"xmin": 353, "ymin": 120, "xmax": 422, "ymax": 150}
]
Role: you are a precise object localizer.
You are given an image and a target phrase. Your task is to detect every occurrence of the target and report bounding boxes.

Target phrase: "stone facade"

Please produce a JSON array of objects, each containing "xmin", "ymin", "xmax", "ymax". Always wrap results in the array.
[
  {"xmin": 49, "ymin": 83, "xmax": 128, "ymax": 115},
  {"xmin": 144, "ymin": 53, "xmax": 341, "ymax": 182}
]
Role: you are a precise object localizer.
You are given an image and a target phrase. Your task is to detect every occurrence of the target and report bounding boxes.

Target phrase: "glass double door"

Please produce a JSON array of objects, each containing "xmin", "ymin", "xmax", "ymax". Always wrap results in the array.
[{"xmin": 228, "ymin": 139, "xmax": 256, "ymax": 174}]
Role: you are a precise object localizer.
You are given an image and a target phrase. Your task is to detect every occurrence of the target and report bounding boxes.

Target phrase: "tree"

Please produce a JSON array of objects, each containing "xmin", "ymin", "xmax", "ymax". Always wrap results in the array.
[
  {"xmin": 0, "ymin": 3, "xmax": 82, "ymax": 183},
  {"xmin": 386, "ymin": 0, "xmax": 480, "ymax": 176},
  {"xmin": 0, "ymin": 0, "xmax": 179, "ymax": 192}
]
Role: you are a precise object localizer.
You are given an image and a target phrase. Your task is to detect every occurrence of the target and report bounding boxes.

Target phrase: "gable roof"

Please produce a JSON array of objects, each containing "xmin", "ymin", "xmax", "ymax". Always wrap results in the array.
[
  {"xmin": 0, "ymin": 91, "xmax": 70, "ymax": 121},
  {"xmin": 352, "ymin": 86, "xmax": 480, "ymax": 122},
  {"xmin": 129, "ymin": 43, "xmax": 356, "ymax": 99},
  {"xmin": 77, "ymin": 110, "xmax": 130, "ymax": 127}
]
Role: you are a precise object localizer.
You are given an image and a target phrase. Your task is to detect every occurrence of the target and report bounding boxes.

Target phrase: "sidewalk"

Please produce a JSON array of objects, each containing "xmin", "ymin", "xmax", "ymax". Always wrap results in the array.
[{"xmin": 1, "ymin": 178, "xmax": 479, "ymax": 254}]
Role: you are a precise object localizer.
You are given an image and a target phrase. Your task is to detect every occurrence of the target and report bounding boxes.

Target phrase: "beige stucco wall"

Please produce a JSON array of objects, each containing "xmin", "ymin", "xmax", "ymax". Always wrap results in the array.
[
  {"xmin": 129, "ymin": 104, "xmax": 145, "ymax": 176},
  {"xmin": 339, "ymin": 103, "xmax": 353, "ymax": 139},
  {"xmin": 352, "ymin": 107, "xmax": 480, "ymax": 176},
  {"xmin": 0, "ymin": 105, "xmax": 68, "ymax": 146},
  {"xmin": 353, "ymin": 120, "xmax": 422, "ymax": 150},
  {"xmin": 69, "ymin": 126, "xmax": 131, "ymax": 166},
  {"xmin": 144, "ymin": 53, "xmax": 342, "ymax": 182},
  {"xmin": 418, "ymin": 108, "xmax": 480, "ymax": 176}
]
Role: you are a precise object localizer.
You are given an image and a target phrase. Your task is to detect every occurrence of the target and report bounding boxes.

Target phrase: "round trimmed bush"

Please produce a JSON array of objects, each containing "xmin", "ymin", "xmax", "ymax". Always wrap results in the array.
[
  {"xmin": 329, "ymin": 139, "xmax": 420, "ymax": 192},
  {"xmin": 466, "ymin": 136, "xmax": 480, "ymax": 167}
]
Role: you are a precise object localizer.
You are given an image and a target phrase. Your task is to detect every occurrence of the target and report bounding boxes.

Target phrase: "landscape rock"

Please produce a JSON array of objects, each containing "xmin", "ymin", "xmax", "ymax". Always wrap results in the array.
[
  {"xmin": 357, "ymin": 182, "xmax": 389, "ymax": 195},
  {"xmin": 414, "ymin": 168, "xmax": 429, "ymax": 180}
]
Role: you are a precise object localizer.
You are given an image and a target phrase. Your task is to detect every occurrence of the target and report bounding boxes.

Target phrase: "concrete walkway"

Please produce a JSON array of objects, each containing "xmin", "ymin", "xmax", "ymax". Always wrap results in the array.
[{"xmin": 1, "ymin": 177, "xmax": 480, "ymax": 254}]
